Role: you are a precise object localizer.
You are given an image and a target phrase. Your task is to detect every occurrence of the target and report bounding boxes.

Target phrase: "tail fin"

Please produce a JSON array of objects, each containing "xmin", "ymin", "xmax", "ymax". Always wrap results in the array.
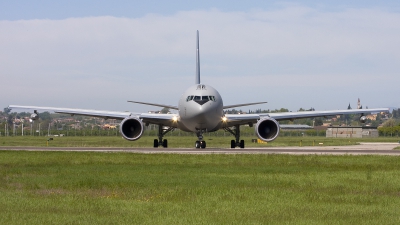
[{"xmin": 195, "ymin": 30, "xmax": 200, "ymax": 84}]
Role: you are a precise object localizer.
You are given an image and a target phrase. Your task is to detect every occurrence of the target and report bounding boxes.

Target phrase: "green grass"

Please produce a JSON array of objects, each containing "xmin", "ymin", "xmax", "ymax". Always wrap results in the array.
[
  {"xmin": 1, "ymin": 136, "xmax": 399, "ymax": 148},
  {"xmin": 1, "ymin": 151, "xmax": 400, "ymax": 224}
]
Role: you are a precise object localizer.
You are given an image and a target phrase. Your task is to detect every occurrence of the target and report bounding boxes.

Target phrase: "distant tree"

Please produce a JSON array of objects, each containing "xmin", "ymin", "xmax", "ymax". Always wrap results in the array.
[
  {"xmin": 314, "ymin": 118, "xmax": 323, "ymax": 126},
  {"xmin": 382, "ymin": 118, "xmax": 396, "ymax": 127},
  {"xmin": 347, "ymin": 103, "xmax": 352, "ymax": 110},
  {"xmin": 371, "ymin": 120, "xmax": 380, "ymax": 127},
  {"xmin": 3, "ymin": 107, "xmax": 11, "ymax": 114},
  {"xmin": 392, "ymin": 109, "xmax": 400, "ymax": 119},
  {"xmin": 278, "ymin": 108, "xmax": 289, "ymax": 112},
  {"xmin": 39, "ymin": 112, "xmax": 51, "ymax": 120}
]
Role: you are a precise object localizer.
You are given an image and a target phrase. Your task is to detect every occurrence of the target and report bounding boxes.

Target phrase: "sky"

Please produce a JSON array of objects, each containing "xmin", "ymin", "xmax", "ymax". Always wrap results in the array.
[{"xmin": 1, "ymin": 0, "xmax": 399, "ymax": 114}]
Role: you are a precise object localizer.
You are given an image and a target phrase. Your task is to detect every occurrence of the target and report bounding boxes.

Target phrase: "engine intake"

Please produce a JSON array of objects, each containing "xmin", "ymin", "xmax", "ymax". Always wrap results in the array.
[
  {"xmin": 359, "ymin": 116, "xmax": 367, "ymax": 123},
  {"xmin": 255, "ymin": 117, "xmax": 280, "ymax": 142},
  {"xmin": 120, "ymin": 117, "xmax": 144, "ymax": 141}
]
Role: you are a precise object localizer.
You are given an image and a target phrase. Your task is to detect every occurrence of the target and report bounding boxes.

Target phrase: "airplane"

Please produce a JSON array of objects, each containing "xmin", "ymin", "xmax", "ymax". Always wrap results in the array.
[{"xmin": 9, "ymin": 31, "xmax": 388, "ymax": 149}]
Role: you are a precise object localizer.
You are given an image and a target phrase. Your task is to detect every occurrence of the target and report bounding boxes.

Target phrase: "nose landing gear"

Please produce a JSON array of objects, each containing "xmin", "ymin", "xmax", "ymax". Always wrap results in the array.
[{"xmin": 195, "ymin": 131, "xmax": 206, "ymax": 148}]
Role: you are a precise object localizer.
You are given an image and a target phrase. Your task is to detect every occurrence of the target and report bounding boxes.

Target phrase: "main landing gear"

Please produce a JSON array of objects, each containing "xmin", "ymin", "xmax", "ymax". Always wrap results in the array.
[
  {"xmin": 224, "ymin": 125, "xmax": 245, "ymax": 148},
  {"xmin": 153, "ymin": 125, "xmax": 174, "ymax": 148},
  {"xmin": 195, "ymin": 131, "xmax": 206, "ymax": 149}
]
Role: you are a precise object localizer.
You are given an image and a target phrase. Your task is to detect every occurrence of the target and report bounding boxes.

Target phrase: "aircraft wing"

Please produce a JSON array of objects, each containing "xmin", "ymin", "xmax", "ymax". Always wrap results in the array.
[
  {"xmin": 223, "ymin": 108, "xmax": 388, "ymax": 127},
  {"xmin": 265, "ymin": 108, "xmax": 389, "ymax": 121},
  {"xmin": 8, "ymin": 105, "xmax": 179, "ymax": 127},
  {"xmin": 224, "ymin": 114, "xmax": 260, "ymax": 127}
]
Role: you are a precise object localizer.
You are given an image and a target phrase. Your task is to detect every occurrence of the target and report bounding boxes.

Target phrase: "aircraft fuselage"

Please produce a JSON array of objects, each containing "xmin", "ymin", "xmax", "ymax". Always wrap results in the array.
[{"xmin": 178, "ymin": 84, "xmax": 223, "ymax": 132}]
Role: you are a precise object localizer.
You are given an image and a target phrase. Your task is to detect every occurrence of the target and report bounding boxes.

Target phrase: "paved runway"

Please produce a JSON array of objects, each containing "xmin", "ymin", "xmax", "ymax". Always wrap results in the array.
[{"xmin": 0, "ymin": 143, "xmax": 399, "ymax": 155}]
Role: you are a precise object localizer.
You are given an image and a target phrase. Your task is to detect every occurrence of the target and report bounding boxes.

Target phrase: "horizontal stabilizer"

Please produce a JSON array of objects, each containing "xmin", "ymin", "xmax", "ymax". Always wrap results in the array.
[
  {"xmin": 223, "ymin": 102, "xmax": 268, "ymax": 109},
  {"xmin": 127, "ymin": 101, "xmax": 178, "ymax": 110}
]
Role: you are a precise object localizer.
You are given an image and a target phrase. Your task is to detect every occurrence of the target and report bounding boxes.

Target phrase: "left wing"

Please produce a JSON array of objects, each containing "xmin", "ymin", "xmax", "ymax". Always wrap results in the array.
[
  {"xmin": 224, "ymin": 108, "xmax": 388, "ymax": 127},
  {"xmin": 8, "ymin": 105, "xmax": 178, "ymax": 127},
  {"xmin": 266, "ymin": 108, "xmax": 389, "ymax": 121}
]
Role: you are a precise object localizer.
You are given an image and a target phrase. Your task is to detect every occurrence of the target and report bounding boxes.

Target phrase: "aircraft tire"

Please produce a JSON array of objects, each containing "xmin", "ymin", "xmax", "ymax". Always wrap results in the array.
[
  {"xmin": 201, "ymin": 141, "xmax": 206, "ymax": 149},
  {"xmin": 240, "ymin": 140, "xmax": 245, "ymax": 148},
  {"xmin": 230, "ymin": 140, "xmax": 236, "ymax": 148},
  {"xmin": 195, "ymin": 141, "xmax": 201, "ymax": 148},
  {"xmin": 163, "ymin": 139, "xmax": 168, "ymax": 148},
  {"xmin": 153, "ymin": 139, "xmax": 159, "ymax": 148}
]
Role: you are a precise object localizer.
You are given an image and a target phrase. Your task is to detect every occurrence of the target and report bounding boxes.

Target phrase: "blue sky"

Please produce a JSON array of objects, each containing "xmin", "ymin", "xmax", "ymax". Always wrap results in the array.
[
  {"xmin": 1, "ymin": 1, "xmax": 400, "ymax": 20},
  {"xmin": 1, "ymin": 1, "xmax": 399, "ymax": 113}
]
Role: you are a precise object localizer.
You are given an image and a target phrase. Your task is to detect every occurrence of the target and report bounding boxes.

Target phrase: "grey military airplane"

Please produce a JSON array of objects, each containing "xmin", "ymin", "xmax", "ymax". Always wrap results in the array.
[{"xmin": 9, "ymin": 31, "xmax": 388, "ymax": 149}]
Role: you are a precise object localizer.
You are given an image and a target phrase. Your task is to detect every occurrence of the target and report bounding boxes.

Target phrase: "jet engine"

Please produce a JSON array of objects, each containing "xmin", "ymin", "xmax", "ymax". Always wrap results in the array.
[
  {"xmin": 30, "ymin": 113, "xmax": 39, "ymax": 121},
  {"xmin": 359, "ymin": 116, "xmax": 367, "ymax": 123},
  {"xmin": 119, "ymin": 117, "xmax": 144, "ymax": 141},
  {"xmin": 255, "ymin": 117, "xmax": 280, "ymax": 142}
]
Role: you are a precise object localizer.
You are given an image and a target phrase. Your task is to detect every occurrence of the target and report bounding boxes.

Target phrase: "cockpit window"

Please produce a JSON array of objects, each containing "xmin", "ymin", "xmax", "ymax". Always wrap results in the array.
[
  {"xmin": 186, "ymin": 96, "xmax": 194, "ymax": 102},
  {"xmin": 186, "ymin": 95, "xmax": 216, "ymax": 102}
]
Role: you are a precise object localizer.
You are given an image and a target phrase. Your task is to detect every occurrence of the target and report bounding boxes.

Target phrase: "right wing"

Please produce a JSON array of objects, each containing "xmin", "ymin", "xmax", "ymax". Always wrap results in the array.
[
  {"xmin": 8, "ymin": 105, "xmax": 132, "ymax": 119},
  {"xmin": 8, "ymin": 105, "xmax": 179, "ymax": 127}
]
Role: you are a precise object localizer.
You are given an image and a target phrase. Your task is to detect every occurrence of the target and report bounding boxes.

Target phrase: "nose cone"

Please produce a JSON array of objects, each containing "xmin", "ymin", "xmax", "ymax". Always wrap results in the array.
[
  {"xmin": 194, "ymin": 98, "xmax": 209, "ymax": 105},
  {"xmin": 189, "ymin": 103, "xmax": 221, "ymax": 130}
]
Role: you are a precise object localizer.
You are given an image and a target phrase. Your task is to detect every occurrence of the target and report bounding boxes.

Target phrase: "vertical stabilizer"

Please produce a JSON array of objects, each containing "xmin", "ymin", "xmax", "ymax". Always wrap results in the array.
[{"xmin": 196, "ymin": 30, "xmax": 200, "ymax": 84}]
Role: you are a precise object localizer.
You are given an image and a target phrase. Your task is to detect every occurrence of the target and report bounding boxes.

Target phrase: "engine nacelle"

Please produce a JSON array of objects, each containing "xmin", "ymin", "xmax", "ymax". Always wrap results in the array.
[
  {"xmin": 119, "ymin": 117, "xmax": 144, "ymax": 141},
  {"xmin": 30, "ymin": 113, "xmax": 39, "ymax": 121},
  {"xmin": 359, "ymin": 116, "xmax": 367, "ymax": 123},
  {"xmin": 255, "ymin": 117, "xmax": 280, "ymax": 142}
]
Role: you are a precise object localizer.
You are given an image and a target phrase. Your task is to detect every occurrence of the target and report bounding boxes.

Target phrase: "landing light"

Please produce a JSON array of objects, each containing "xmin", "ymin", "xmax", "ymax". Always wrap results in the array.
[
  {"xmin": 172, "ymin": 116, "xmax": 178, "ymax": 122},
  {"xmin": 222, "ymin": 116, "xmax": 227, "ymax": 122}
]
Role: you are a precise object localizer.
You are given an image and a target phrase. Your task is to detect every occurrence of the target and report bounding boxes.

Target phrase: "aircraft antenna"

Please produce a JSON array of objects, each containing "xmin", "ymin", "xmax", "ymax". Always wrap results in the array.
[{"xmin": 196, "ymin": 30, "xmax": 200, "ymax": 84}]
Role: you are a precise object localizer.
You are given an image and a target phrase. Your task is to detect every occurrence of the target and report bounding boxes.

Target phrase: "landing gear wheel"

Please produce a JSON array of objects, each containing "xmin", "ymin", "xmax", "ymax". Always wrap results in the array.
[
  {"xmin": 153, "ymin": 139, "xmax": 159, "ymax": 148},
  {"xmin": 195, "ymin": 141, "xmax": 201, "ymax": 148},
  {"xmin": 200, "ymin": 141, "xmax": 206, "ymax": 149},
  {"xmin": 240, "ymin": 140, "xmax": 245, "ymax": 149},
  {"xmin": 230, "ymin": 140, "xmax": 236, "ymax": 148},
  {"xmin": 162, "ymin": 139, "xmax": 168, "ymax": 148}
]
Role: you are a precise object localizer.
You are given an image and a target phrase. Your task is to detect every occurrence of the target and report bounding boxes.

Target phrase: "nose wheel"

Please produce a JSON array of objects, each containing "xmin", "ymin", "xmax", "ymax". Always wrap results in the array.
[
  {"xmin": 195, "ymin": 131, "xmax": 206, "ymax": 148},
  {"xmin": 195, "ymin": 140, "xmax": 206, "ymax": 149}
]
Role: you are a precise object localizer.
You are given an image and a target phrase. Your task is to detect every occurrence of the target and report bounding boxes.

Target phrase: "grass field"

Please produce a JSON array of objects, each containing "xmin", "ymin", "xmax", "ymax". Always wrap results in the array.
[
  {"xmin": 1, "ymin": 151, "xmax": 400, "ymax": 224},
  {"xmin": 1, "ymin": 136, "xmax": 399, "ymax": 148}
]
